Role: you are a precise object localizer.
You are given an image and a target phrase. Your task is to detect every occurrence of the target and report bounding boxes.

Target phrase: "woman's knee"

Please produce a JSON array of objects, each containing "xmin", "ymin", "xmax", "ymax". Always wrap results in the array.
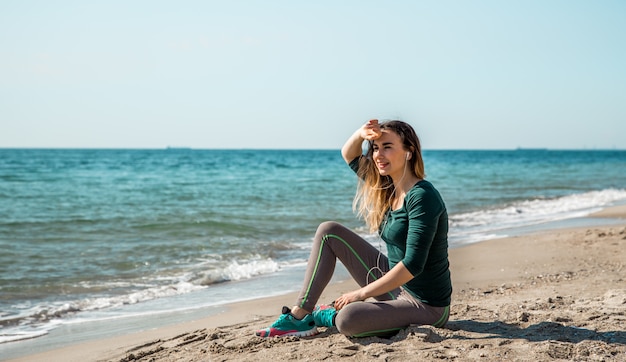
[
  {"xmin": 334, "ymin": 303, "xmax": 363, "ymax": 337},
  {"xmin": 316, "ymin": 221, "xmax": 344, "ymax": 236}
]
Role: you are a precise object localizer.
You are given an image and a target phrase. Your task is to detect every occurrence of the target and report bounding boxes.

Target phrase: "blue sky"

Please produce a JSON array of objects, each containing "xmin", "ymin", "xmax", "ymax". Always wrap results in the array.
[{"xmin": 1, "ymin": 0, "xmax": 625, "ymax": 149}]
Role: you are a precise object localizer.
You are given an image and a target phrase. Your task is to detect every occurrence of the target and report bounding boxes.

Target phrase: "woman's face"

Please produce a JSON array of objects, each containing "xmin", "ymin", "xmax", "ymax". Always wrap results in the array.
[{"xmin": 371, "ymin": 130, "xmax": 407, "ymax": 180}]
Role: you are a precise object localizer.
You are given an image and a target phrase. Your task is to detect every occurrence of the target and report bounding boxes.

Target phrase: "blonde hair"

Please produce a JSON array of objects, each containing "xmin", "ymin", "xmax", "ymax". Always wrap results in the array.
[{"xmin": 353, "ymin": 121, "xmax": 425, "ymax": 233}]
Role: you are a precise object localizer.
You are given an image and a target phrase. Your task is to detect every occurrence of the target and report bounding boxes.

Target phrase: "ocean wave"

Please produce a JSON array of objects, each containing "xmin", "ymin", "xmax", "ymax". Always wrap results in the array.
[
  {"xmin": 0, "ymin": 328, "xmax": 50, "ymax": 344},
  {"xmin": 192, "ymin": 258, "xmax": 280, "ymax": 286},
  {"xmin": 449, "ymin": 188, "xmax": 626, "ymax": 244},
  {"xmin": 0, "ymin": 280, "xmax": 205, "ymax": 344},
  {"xmin": 0, "ymin": 257, "xmax": 282, "ymax": 344}
]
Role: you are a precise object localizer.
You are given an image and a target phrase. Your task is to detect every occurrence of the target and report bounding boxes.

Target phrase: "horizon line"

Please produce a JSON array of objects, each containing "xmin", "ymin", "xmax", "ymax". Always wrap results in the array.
[{"xmin": 1, "ymin": 146, "xmax": 625, "ymax": 151}]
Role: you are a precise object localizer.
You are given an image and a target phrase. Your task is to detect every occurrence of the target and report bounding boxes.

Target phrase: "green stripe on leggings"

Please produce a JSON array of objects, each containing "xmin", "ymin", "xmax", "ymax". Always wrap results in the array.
[
  {"xmin": 300, "ymin": 233, "xmax": 395, "ymax": 308},
  {"xmin": 432, "ymin": 305, "xmax": 450, "ymax": 328},
  {"xmin": 352, "ymin": 327, "xmax": 403, "ymax": 338}
]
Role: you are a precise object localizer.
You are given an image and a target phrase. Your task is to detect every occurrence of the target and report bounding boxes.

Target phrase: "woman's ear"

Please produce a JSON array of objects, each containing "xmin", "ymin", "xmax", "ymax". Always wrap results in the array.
[{"xmin": 406, "ymin": 147, "xmax": 414, "ymax": 160}]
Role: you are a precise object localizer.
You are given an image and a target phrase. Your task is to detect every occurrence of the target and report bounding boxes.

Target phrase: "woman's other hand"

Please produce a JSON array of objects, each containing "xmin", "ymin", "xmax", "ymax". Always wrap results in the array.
[{"xmin": 334, "ymin": 289, "xmax": 366, "ymax": 310}]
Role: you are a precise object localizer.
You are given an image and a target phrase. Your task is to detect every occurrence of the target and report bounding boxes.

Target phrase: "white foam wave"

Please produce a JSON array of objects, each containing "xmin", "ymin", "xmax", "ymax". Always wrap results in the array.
[
  {"xmin": 0, "ymin": 328, "xmax": 50, "ymax": 344},
  {"xmin": 194, "ymin": 258, "xmax": 279, "ymax": 285},
  {"xmin": 83, "ymin": 282, "xmax": 205, "ymax": 311},
  {"xmin": 0, "ymin": 258, "xmax": 282, "ymax": 344},
  {"xmin": 449, "ymin": 188, "xmax": 626, "ymax": 244}
]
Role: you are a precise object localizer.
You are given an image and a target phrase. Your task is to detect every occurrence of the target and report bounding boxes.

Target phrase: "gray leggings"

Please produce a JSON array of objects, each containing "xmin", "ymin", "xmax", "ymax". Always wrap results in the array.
[{"xmin": 296, "ymin": 221, "xmax": 449, "ymax": 337}]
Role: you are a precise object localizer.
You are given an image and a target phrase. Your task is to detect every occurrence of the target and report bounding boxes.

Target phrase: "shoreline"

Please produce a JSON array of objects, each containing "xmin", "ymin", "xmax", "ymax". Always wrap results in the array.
[{"xmin": 5, "ymin": 205, "xmax": 626, "ymax": 361}]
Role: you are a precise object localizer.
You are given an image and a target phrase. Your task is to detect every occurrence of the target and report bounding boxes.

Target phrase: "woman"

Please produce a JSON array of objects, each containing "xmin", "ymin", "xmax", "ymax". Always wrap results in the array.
[{"xmin": 256, "ymin": 119, "xmax": 452, "ymax": 338}]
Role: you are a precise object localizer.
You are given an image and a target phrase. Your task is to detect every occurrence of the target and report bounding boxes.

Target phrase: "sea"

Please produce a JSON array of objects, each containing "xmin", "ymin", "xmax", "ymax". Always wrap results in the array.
[{"xmin": 1, "ymin": 148, "xmax": 626, "ymax": 357}]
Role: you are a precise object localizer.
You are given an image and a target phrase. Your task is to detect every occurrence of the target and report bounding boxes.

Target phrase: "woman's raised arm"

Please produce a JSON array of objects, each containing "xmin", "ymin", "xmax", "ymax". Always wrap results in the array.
[{"xmin": 341, "ymin": 119, "xmax": 382, "ymax": 164}]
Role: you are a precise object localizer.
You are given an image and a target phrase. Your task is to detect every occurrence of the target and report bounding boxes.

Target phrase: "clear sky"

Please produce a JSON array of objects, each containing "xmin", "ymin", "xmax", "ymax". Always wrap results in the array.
[{"xmin": 1, "ymin": 0, "xmax": 625, "ymax": 150}]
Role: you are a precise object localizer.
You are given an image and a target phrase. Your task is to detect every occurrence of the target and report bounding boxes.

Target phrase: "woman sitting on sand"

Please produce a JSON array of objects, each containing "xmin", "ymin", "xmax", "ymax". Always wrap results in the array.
[{"xmin": 256, "ymin": 119, "xmax": 452, "ymax": 338}]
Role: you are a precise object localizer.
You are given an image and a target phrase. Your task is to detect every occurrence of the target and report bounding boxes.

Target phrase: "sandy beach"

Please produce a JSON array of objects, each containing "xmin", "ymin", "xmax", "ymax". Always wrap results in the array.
[{"xmin": 8, "ymin": 206, "xmax": 626, "ymax": 361}]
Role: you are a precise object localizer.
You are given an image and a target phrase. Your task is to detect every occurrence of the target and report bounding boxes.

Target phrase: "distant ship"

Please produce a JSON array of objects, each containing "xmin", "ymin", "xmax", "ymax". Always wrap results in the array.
[
  {"xmin": 166, "ymin": 146, "xmax": 192, "ymax": 150},
  {"xmin": 516, "ymin": 147, "xmax": 548, "ymax": 151}
]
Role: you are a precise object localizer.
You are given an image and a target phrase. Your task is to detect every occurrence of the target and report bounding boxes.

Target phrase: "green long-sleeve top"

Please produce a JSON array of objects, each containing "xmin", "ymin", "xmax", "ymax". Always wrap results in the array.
[{"xmin": 350, "ymin": 157, "xmax": 452, "ymax": 306}]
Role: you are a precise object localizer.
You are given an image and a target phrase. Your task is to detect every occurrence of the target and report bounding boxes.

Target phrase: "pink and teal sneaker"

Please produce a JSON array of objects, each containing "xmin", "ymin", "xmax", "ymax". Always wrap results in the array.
[
  {"xmin": 255, "ymin": 306, "xmax": 318, "ymax": 338},
  {"xmin": 312, "ymin": 304, "xmax": 337, "ymax": 327}
]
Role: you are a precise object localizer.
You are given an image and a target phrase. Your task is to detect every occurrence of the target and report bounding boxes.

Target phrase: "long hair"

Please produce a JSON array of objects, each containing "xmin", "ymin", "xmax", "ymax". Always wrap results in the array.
[{"xmin": 353, "ymin": 120, "xmax": 425, "ymax": 233}]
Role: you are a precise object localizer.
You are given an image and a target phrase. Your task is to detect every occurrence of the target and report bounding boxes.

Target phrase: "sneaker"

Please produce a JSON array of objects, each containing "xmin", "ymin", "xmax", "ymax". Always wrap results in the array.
[
  {"xmin": 255, "ymin": 306, "xmax": 318, "ymax": 338},
  {"xmin": 312, "ymin": 304, "xmax": 337, "ymax": 327}
]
